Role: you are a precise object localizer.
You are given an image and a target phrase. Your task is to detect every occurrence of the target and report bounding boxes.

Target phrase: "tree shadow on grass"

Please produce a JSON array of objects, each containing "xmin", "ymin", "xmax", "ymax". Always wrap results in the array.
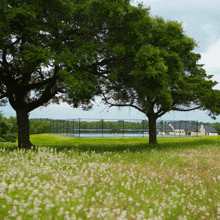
[
  {"xmin": 35, "ymin": 137, "xmax": 219, "ymax": 154},
  {"xmin": 0, "ymin": 138, "xmax": 219, "ymax": 154}
]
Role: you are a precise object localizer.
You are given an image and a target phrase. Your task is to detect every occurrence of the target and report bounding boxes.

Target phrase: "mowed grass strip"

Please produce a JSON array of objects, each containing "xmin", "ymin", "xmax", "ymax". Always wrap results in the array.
[{"xmin": 0, "ymin": 134, "xmax": 220, "ymax": 219}]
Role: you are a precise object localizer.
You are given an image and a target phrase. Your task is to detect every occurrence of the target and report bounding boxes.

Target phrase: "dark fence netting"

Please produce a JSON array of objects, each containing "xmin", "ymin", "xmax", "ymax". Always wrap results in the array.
[{"xmin": 44, "ymin": 118, "xmax": 199, "ymax": 138}]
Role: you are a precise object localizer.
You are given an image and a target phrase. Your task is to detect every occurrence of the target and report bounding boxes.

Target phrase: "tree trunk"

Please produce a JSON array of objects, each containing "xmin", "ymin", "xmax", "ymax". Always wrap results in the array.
[
  {"xmin": 148, "ymin": 114, "xmax": 157, "ymax": 144},
  {"xmin": 16, "ymin": 109, "xmax": 34, "ymax": 150}
]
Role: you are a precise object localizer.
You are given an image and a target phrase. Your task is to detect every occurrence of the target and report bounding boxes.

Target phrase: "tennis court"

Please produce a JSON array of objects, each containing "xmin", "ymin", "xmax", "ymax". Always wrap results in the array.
[{"xmin": 57, "ymin": 133, "xmax": 179, "ymax": 138}]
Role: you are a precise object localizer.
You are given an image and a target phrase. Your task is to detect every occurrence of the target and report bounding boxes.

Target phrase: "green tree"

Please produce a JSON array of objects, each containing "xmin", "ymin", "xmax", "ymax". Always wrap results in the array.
[
  {"xmin": 7, "ymin": 116, "xmax": 18, "ymax": 133},
  {"xmin": 101, "ymin": 5, "xmax": 220, "ymax": 144},
  {"xmin": 29, "ymin": 120, "xmax": 50, "ymax": 134},
  {"xmin": 0, "ymin": 111, "xmax": 11, "ymax": 137},
  {"xmin": 211, "ymin": 122, "xmax": 220, "ymax": 135},
  {"xmin": 0, "ymin": 0, "xmax": 134, "ymax": 149}
]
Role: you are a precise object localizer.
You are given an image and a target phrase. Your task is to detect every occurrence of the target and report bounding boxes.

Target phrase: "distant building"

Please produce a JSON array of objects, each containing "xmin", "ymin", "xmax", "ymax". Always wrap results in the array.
[
  {"xmin": 169, "ymin": 122, "xmax": 196, "ymax": 136},
  {"xmin": 157, "ymin": 125, "xmax": 173, "ymax": 135},
  {"xmin": 157, "ymin": 122, "xmax": 218, "ymax": 136},
  {"xmin": 199, "ymin": 125, "xmax": 218, "ymax": 136}
]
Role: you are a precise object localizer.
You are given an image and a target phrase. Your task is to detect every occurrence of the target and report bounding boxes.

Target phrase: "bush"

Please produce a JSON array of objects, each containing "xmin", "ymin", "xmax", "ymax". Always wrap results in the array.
[
  {"xmin": 2, "ymin": 133, "xmax": 18, "ymax": 143},
  {"xmin": 0, "ymin": 137, "xmax": 5, "ymax": 142},
  {"xmin": 30, "ymin": 120, "xmax": 50, "ymax": 134},
  {"xmin": 0, "ymin": 116, "xmax": 11, "ymax": 136}
]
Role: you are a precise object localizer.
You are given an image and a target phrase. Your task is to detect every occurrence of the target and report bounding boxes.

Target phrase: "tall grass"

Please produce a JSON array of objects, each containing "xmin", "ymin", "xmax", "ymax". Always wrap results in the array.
[{"xmin": 0, "ymin": 134, "xmax": 220, "ymax": 219}]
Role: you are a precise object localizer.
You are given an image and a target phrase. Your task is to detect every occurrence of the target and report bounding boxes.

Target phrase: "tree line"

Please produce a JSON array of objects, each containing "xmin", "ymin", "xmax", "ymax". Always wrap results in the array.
[{"xmin": 0, "ymin": 112, "xmax": 50, "ymax": 142}]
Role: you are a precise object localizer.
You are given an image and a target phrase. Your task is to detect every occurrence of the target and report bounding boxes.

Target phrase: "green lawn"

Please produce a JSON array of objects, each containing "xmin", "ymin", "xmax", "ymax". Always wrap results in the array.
[{"xmin": 0, "ymin": 134, "xmax": 220, "ymax": 219}]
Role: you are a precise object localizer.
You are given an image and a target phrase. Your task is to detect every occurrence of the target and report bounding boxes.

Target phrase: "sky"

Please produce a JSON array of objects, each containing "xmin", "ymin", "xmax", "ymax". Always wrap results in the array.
[{"xmin": 1, "ymin": 0, "xmax": 220, "ymax": 123}]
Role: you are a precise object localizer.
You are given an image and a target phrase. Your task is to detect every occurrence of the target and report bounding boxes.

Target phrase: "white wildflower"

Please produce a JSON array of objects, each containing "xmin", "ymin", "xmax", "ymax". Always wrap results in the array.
[{"xmin": 27, "ymin": 209, "xmax": 34, "ymax": 215}]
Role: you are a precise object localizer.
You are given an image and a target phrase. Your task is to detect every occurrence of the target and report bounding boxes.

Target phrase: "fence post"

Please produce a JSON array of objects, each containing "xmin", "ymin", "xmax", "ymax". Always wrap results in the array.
[
  {"xmin": 123, "ymin": 120, "xmax": 124, "ymax": 137},
  {"xmin": 143, "ymin": 120, "xmax": 144, "ymax": 137},
  {"xmin": 63, "ymin": 120, "xmax": 64, "ymax": 136},
  {"xmin": 67, "ymin": 120, "xmax": 69, "ymax": 136},
  {"xmin": 174, "ymin": 121, "xmax": 176, "ymax": 137},
  {"xmin": 102, "ymin": 119, "xmax": 104, "ymax": 138},
  {"xmin": 73, "ymin": 119, "xmax": 74, "ymax": 137},
  {"xmin": 60, "ymin": 120, "xmax": 62, "ymax": 134},
  {"xmin": 79, "ymin": 118, "xmax": 81, "ymax": 138}
]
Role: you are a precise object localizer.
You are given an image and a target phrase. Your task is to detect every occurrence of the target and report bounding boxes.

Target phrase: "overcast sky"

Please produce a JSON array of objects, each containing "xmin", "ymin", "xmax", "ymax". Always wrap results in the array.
[{"xmin": 1, "ymin": 0, "xmax": 220, "ymax": 123}]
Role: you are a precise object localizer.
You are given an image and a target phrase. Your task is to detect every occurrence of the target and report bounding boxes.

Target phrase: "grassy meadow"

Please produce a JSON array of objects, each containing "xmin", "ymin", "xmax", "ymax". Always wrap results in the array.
[{"xmin": 1, "ymin": 134, "xmax": 220, "ymax": 219}]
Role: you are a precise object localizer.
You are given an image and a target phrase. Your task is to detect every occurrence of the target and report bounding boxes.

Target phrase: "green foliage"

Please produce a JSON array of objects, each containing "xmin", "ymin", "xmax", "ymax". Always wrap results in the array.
[
  {"xmin": 0, "ymin": 113, "xmax": 49, "ymax": 142},
  {"xmin": 101, "ymin": 4, "xmax": 220, "ymax": 143},
  {"xmin": 29, "ymin": 120, "xmax": 50, "ymax": 134},
  {"xmin": 0, "ymin": 0, "xmax": 138, "ymax": 148},
  {"xmin": 7, "ymin": 116, "xmax": 18, "ymax": 133},
  {"xmin": 2, "ymin": 133, "xmax": 17, "ymax": 142},
  {"xmin": 0, "ymin": 111, "xmax": 11, "ymax": 136},
  {"xmin": 0, "ymin": 113, "xmax": 17, "ymax": 142},
  {"xmin": 209, "ymin": 122, "xmax": 220, "ymax": 135},
  {"xmin": 0, "ymin": 137, "xmax": 5, "ymax": 142},
  {"xmin": 1, "ymin": 0, "xmax": 220, "ymax": 147},
  {"xmin": 0, "ymin": 0, "xmax": 136, "ymax": 111}
]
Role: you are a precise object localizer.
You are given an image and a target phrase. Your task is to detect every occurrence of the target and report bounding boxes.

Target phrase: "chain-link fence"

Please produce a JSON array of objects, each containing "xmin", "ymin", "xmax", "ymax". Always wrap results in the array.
[{"xmin": 49, "ymin": 118, "xmax": 199, "ymax": 138}]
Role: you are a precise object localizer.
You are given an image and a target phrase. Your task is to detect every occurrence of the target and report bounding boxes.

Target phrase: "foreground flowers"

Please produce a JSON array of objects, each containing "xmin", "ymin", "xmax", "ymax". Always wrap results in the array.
[{"xmin": 0, "ymin": 145, "xmax": 220, "ymax": 219}]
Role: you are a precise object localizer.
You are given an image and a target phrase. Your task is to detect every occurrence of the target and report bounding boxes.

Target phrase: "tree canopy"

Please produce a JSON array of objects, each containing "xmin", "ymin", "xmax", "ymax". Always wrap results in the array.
[
  {"xmin": 1, "ymin": 0, "xmax": 220, "ymax": 146},
  {"xmin": 101, "ymin": 5, "xmax": 220, "ymax": 144},
  {"xmin": 0, "ymin": 0, "xmax": 136, "ymax": 149}
]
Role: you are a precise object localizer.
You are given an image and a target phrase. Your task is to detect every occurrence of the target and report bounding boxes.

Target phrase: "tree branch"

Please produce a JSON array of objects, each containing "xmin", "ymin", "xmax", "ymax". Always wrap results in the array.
[
  {"xmin": 6, "ymin": 36, "xmax": 22, "ymax": 50},
  {"xmin": 79, "ymin": 56, "xmax": 119, "ymax": 77},
  {"xmin": 25, "ymin": 76, "xmax": 58, "ymax": 92},
  {"xmin": 157, "ymin": 110, "xmax": 167, "ymax": 118},
  {"xmin": 27, "ymin": 65, "xmax": 60, "ymax": 112},
  {"xmin": 0, "ymin": 92, "xmax": 7, "ymax": 99},
  {"xmin": 2, "ymin": 48, "xmax": 8, "ymax": 66},
  {"xmin": 102, "ymin": 94, "xmax": 146, "ymax": 115},
  {"xmin": 172, "ymin": 105, "xmax": 202, "ymax": 111}
]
